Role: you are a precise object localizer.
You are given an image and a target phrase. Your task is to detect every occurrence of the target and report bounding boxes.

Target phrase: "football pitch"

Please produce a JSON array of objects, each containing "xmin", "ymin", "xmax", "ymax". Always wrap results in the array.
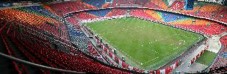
[{"xmin": 85, "ymin": 17, "xmax": 204, "ymax": 70}]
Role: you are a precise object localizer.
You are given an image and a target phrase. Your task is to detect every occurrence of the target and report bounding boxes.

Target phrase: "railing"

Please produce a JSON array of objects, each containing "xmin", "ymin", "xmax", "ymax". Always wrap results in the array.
[{"xmin": 0, "ymin": 52, "xmax": 85, "ymax": 74}]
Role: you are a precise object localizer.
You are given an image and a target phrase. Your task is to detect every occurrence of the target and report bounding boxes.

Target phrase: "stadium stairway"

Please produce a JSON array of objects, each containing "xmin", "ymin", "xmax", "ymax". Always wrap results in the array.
[
  {"xmin": 0, "ymin": 35, "xmax": 18, "ymax": 74},
  {"xmin": 0, "ymin": 23, "xmax": 52, "ymax": 74},
  {"xmin": 3, "ymin": 35, "xmax": 45, "ymax": 74}
]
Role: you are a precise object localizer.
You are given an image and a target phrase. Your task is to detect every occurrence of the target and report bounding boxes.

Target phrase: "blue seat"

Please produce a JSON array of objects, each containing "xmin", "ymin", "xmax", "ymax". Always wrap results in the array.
[
  {"xmin": 161, "ymin": 11, "xmax": 186, "ymax": 22},
  {"xmin": 20, "ymin": 6, "xmax": 57, "ymax": 18},
  {"xmin": 222, "ymin": 52, "xmax": 227, "ymax": 58},
  {"xmin": 68, "ymin": 27, "xmax": 85, "ymax": 37},
  {"xmin": 87, "ymin": 9, "xmax": 111, "ymax": 17}
]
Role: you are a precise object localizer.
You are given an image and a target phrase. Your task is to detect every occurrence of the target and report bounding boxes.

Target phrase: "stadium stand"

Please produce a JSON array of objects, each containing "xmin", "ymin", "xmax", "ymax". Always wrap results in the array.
[
  {"xmin": 82, "ymin": 0, "xmax": 106, "ymax": 8},
  {"xmin": 134, "ymin": 0, "xmax": 148, "ymax": 6},
  {"xmin": 105, "ymin": 9, "xmax": 127, "ymax": 17},
  {"xmin": 0, "ymin": 9, "xmax": 68, "ymax": 39},
  {"xmin": 72, "ymin": 12, "xmax": 98, "ymax": 20},
  {"xmin": 0, "ymin": 35, "xmax": 21, "ymax": 74},
  {"xmin": 14, "ymin": 36, "xmax": 123, "ymax": 73},
  {"xmin": 87, "ymin": 9, "xmax": 111, "ymax": 17},
  {"xmin": 65, "ymin": 17, "xmax": 80, "ymax": 29},
  {"xmin": 144, "ymin": 1, "xmax": 159, "ymax": 9},
  {"xmin": 112, "ymin": 0, "xmax": 135, "ymax": 6},
  {"xmin": 129, "ymin": 9, "xmax": 226, "ymax": 36},
  {"xmin": 49, "ymin": 1, "xmax": 91, "ymax": 16},
  {"xmin": 161, "ymin": 11, "xmax": 187, "ymax": 22},
  {"xmin": 16, "ymin": 6, "xmax": 59, "ymax": 19},
  {"xmin": 2, "ymin": 21, "xmax": 131, "ymax": 73},
  {"xmin": 0, "ymin": 0, "xmax": 227, "ymax": 73},
  {"xmin": 130, "ymin": 9, "xmax": 161, "ymax": 21},
  {"xmin": 144, "ymin": 9, "xmax": 163, "ymax": 20},
  {"xmin": 180, "ymin": 3, "xmax": 201, "ymax": 15},
  {"xmin": 42, "ymin": 5, "xmax": 59, "ymax": 16},
  {"xmin": 209, "ymin": 36, "xmax": 227, "ymax": 74},
  {"xmin": 169, "ymin": 1, "xmax": 184, "ymax": 11},
  {"xmin": 196, "ymin": 4, "xmax": 221, "ymax": 18},
  {"xmin": 169, "ymin": 19, "xmax": 226, "ymax": 36},
  {"xmin": 150, "ymin": 0, "xmax": 168, "ymax": 9},
  {"xmin": 214, "ymin": 7, "xmax": 227, "ymax": 23}
]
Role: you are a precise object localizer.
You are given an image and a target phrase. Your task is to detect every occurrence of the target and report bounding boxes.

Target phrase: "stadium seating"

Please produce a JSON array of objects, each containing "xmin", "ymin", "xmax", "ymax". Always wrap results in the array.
[
  {"xmin": 5, "ymin": 24, "xmax": 130, "ymax": 73},
  {"xmin": 0, "ymin": 1, "xmax": 227, "ymax": 73},
  {"xmin": 0, "ymin": 21, "xmax": 51, "ymax": 74},
  {"xmin": 112, "ymin": 0, "xmax": 135, "ymax": 6},
  {"xmin": 196, "ymin": 4, "xmax": 221, "ymax": 18},
  {"xmin": 1, "ymin": 35, "xmax": 22, "ymax": 74},
  {"xmin": 87, "ymin": 42, "xmax": 99, "ymax": 57},
  {"xmin": 150, "ymin": 0, "xmax": 168, "ymax": 9},
  {"xmin": 65, "ymin": 17, "xmax": 80, "ymax": 29},
  {"xmin": 134, "ymin": 0, "xmax": 148, "ymax": 6},
  {"xmin": 49, "ymin": 1, "xmax": 91, "ymax": 16},
  {"xmin": 82, "ymin": 0, "xmax": 106, "ymax": 8},
  {"xmin": 172, "ymin": 17, "xmax": 226, "ymax": 34},
  {"xmin": 73, "ymin": 12, "xmax": 98, "ymax": 20},
  {"xmin": 144, "ymin": 1, "xmax": 159, "ymax": 9},
  {"xmin": 130, "ymin": 9, "xmax": 226, "ymax": 36},
  {"xmin": 180, "ymin": 4, "xmax": 201, "ymax": 15},
  {"xmin": 0, "ymin": 9, "xmax": 67, "ymax": 38},
  {"xmin": 17, "ymin": 6, "xmax": 59, "ymax": 19},
  {"xmin": 87, "ymin": 9, "xmax": 111, "ymax": 17},
  {"xmin": 130, "ymin": 9, "xmax": 160, "ymax": 21},
  {"xmin": 214, "ymin": 7, "xmax": 227, "ymax": 23},
  {"xmin": 210, "ymin": 36, "xmax": 227, "ymax": 73},
  {"xmin": 43, "ymin": 5, "xmax": 59, "ymax": 16},
  {"xmin": 0, "ymin": 9, "xmax": 58, "ymax": 26},
  {"xmin": 48, "ymin": 0, "xmax": 227, "ymax": 24},
  {"xmin": 105, "ymin": 9, "xmax": 127, "ymax": 17},
  {"xmin": 161, "ymin": 11, "xmax": 187, "ymax": 22},
  {"xmin": 169, "ymin": 1, "xmax": 184, "ymax": 11}
]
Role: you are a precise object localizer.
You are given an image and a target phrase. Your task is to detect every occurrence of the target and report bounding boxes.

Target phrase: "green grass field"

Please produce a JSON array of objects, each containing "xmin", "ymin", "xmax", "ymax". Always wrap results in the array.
[
  {"xmin": 196, "ymin": 50, "xmax": 216, "ymax": 66},
  {"xmin": 85, "ymin": 17, "xmax": 204, "ymax": 70}
]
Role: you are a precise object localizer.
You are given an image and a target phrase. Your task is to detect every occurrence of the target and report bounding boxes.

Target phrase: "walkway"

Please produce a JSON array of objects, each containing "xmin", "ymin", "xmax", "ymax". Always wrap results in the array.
[{"xmin": 174, "ymin": 34, "xmax": 223, "ymax": 73}]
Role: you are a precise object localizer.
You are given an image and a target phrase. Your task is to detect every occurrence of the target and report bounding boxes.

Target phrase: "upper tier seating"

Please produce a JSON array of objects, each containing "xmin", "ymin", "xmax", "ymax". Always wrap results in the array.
[
  {"xmin": 210, "ymin": 36, "xmax": 227, "ymax": 74},
  {"xmin": 161, "ymin": 11, "xmax": 187, "ymax": 22},
  {"xmin": 0, "ymin": 9, "xmax": 59, "ymax": 27},
  {"xmin": 214, "ymin": 7, "xmax": 227, "ymax": 23},
  {"xmin": 169, "ymin": 1, "xmax": 184, "ymax": 10},
  {"xmin": 150, "ymin": 0, "xmax": 168, "ymax": 9},
  {"xmin": 0, "ymin": 9, "xmax": 69, "ymax": 41},
  {"xmin": 105, "ymin": 9, "xmax": 127, "ymax": 17},
  {"xmin": 82, "ymin": 0, "xmax": 106, "ymax": 8},
  {"xmin": 16, "ymin": 6, "xmax": 59, "ymax": 19},
  {"xmin": 49, "ymin": 1, "xmax": 91, "ymax": 16},
  {"xmin": 112, "ymin": 0, "xmax": 135, "ymax": 7},
  {"xmin": 196, "ymin": 4, "xmax": 221, "ymax": 18},
  {"xmin": 87, "ymin": 9, "xmax": 111, "ymax": 17},
  {"xmin": 47, "ymin": 0, "xmax": 227, "ymax": 24},
  {"xmin": 134, "ymin": 0, "xmax": 148, "ymax": 6}
]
